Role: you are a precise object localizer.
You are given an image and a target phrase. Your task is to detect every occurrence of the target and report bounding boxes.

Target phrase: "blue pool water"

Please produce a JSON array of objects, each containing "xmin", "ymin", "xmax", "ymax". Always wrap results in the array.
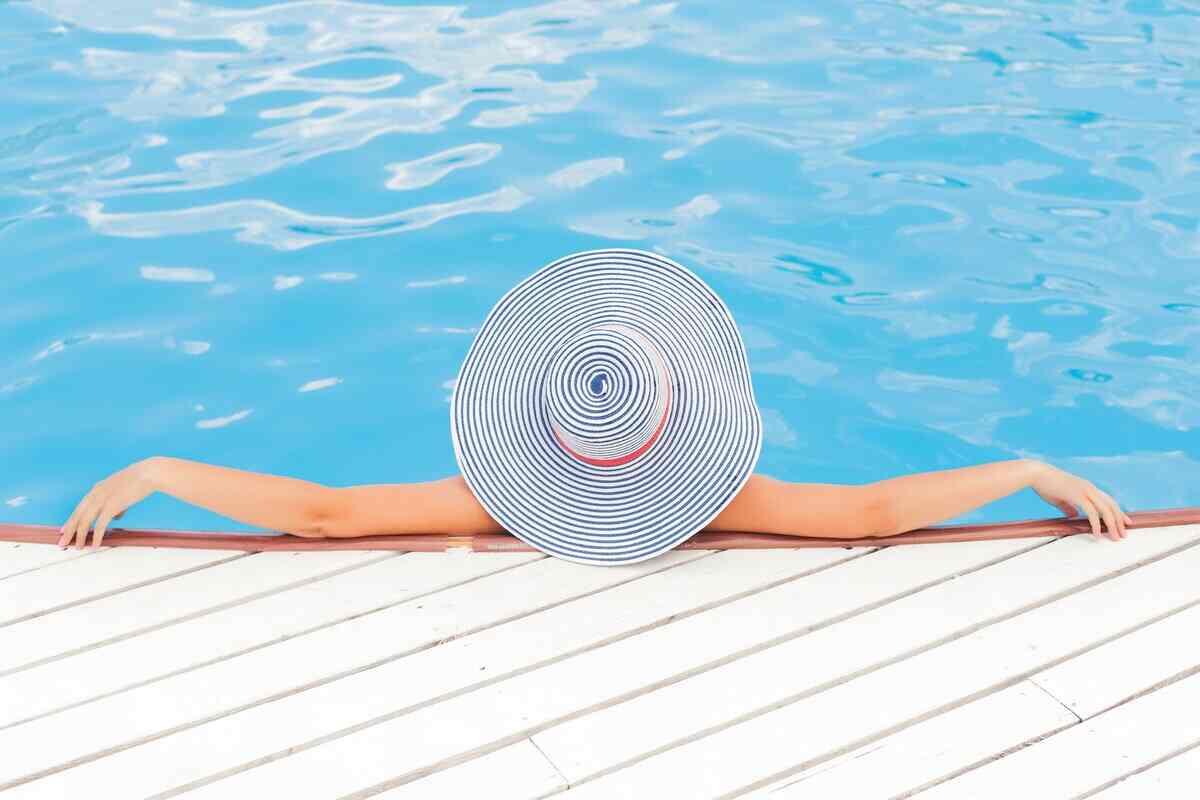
[{"xmin": 2, "ymin": 0, "xmax": 1198, "ymax": 533}]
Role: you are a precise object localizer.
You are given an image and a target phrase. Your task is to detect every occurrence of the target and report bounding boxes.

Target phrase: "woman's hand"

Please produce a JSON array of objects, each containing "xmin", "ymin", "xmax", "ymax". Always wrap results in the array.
[
  {"xmin": 1030, "ymin": 461, "xmax": 1133, "ymax": 541},
  {"xmin": 58, "ymin": 457, "xmax": 162, "ymax": 549}
]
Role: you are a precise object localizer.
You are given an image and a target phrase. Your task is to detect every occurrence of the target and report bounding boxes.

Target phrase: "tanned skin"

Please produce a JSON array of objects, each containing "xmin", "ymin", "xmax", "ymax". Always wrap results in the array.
[{"xmin": 58, "ymin": 457, "xmax": 1131, "ymax": 550}]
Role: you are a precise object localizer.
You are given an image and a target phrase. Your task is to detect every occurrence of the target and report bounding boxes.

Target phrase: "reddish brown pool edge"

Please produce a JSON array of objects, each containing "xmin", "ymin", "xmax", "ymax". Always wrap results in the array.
[{"xmin": 1, "ymin": 506, "xmax": 1199, "ymax": 554}]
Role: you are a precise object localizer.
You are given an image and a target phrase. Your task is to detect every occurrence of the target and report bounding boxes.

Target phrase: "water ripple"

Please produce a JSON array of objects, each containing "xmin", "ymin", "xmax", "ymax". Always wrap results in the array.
[
  {"xmin": 4, "ymin": 0, "xmax": 1200, "ymax": 521},
  {"xmin": 77, "ymin": 185, "xmax": 532, "ymax": 249}
]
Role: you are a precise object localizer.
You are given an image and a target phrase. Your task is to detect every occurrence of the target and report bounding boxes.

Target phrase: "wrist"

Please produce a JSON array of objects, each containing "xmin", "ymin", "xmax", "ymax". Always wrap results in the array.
[
  {"xmin": 141, "ymin": 456, "xmax": 172, "ymax": 492},
  {"xmin": 1020, "ymin": 458, "xmax": 1049, "ymax": 484}
]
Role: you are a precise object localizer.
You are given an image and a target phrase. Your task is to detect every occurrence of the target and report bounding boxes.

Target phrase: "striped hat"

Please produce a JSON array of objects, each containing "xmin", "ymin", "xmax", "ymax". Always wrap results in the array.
[{"xmin": 450, "ymin": 248, "xmax": 763, "ymax": 566}]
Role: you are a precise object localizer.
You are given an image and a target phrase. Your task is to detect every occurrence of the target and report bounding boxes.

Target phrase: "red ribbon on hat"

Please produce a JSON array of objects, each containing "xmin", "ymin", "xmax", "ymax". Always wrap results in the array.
[{"xmin": 551, "ymin": 379, "xmax": 672, "ymax": 467}]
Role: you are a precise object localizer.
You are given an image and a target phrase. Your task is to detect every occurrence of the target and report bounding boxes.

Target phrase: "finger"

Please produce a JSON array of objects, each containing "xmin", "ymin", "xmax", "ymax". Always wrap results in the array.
[
  {"xmin": 1092, "ymin": 493, "xmax": 1120, "ymax": 541},
  {"xmin": 1108, "ymin": 501, "xmax": 1128, "ymax": 537},
  {"xmin": 1107, "ymin": 495, "xmax": 1128, "ymax": 540},
  {"xmin": 58, "ymin": 498, "xmax": 92, "ymax": 548},
  {"xmin": 59, "ymin": 505, "xmax": 84, "ymax": 549},
  {"xmin": 67, "ymin": 509, "xmax": 88, "ymax": 550},
  {"xmin": 92, "ymin": 506, "xmax": 119, "ymax": 549},
  {"xmin": 1081, "ymin": 498, "xmax": 1103, "ymax": 541},
  {"xmin": 59, "ymin": 486, "xmax": 103, "ymax": 548},
  {"xmin": 57, "ymin": 518, "xmax": 75, "ymax": 549},
  {"xmin": 1097, "ymin": 491, "xmax": 1128, "ymax": 539},
  {"xmin": 70, "ymin": 498, "xmax": 103, "ymax": 549}
]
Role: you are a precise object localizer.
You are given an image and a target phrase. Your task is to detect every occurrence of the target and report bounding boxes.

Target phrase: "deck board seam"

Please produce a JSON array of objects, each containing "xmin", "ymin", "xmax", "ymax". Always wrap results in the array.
[
  {"xmin": 883, "ymin": 688, "xmax": 1081, "ymax": 800},
  {"xmin": 1026, "ymin": 594, "xmax": 1200, "ymax": 723},
  {"xmin": 915, "ymin": 667, "xmax": 1200, "ymax": 800},
  {"xmin": 1026, "ymin": 676, "xmax": 1083, "ymax": 724},
  {"xmin": 527, "ymin": 735, "xmax": 573, "ymax": 792}
]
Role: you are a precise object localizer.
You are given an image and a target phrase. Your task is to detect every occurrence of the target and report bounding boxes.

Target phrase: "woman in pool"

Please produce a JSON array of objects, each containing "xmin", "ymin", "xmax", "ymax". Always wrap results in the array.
[
  {"xmin": 56, "ymin": 457, "xmax": 1130, "ymax": 552},
  {"xmin": 56, "ymin": 250, "xmax": 1133, "ymax": 556}
]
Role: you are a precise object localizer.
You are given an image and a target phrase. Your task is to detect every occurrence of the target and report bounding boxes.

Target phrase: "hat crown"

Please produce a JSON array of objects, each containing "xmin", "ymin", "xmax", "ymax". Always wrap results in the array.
[{"xmin": 544, "ymin": 322, "xmax": 672, "ymax": 467}]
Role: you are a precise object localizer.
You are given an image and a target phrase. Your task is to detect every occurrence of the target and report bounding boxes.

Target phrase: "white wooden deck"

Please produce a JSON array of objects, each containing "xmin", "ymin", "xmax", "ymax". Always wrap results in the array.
[{"xmin": 2, "ymin": 524, "xmax": 1199, "ymax": 799}]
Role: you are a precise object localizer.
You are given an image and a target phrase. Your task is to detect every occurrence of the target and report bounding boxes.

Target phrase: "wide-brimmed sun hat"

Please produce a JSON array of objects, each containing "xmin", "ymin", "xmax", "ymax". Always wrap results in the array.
[{"xmin": 450, "ymin": 248, "xmax": 763, "ymax": 566}]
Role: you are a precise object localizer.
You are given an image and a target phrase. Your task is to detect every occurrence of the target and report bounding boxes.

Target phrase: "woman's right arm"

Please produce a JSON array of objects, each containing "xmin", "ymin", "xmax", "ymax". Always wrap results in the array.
[
  {"xmin": 59, "ymin": 456, "xmax": 341, "ymax": 549},
  {"xmin": 59, "ymin": 457, "xmax": 504, "ymax": 549}
]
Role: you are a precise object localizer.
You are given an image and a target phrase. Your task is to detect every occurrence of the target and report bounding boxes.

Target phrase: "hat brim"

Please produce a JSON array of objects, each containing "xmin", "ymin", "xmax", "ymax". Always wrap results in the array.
[{"xmin": 450, "ymin": 248, "xmax": 763, "ymax": 566}]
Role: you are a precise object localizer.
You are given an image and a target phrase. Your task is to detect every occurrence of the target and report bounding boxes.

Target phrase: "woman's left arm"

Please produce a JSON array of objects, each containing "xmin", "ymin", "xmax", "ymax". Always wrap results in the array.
[
  {"xmin": 873, "ymin": 457, "xmax": 1133, "ymax": 540},
  {"xmin": 707, "ymin": 458, "xmax": 1133, "ymax": 542}
]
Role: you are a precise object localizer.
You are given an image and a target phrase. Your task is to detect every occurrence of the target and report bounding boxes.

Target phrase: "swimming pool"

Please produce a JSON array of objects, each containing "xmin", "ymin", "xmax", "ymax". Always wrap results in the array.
[{"xmin": 1, "ymin": 0, "xmax": 1197, "ymax": 533}]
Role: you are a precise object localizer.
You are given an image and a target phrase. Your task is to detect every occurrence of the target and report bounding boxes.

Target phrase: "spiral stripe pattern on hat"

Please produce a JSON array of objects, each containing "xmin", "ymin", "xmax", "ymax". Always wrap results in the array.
[
  {"xmin": 544, "ymin": 322, "xmax": 672, "ymax": 467},
  {"xmin": 450, "ymin": 248, "xmax": 763, "ymax": 566}
]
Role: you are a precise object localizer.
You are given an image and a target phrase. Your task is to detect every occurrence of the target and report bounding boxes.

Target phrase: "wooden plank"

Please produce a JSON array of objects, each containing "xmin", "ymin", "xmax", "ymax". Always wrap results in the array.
[
  {"xmin": 916, "ymin": 672, "xmax": 1200, "ymax": 799},
  {"xmin": 0, "ymin": 543, "xmax": 95, "ymax": 580},
  {"xmin": 0, "ymin": 550, "xmax": 394, "ymax": 674},
  {"xmin": 21, "ymin": 539, "xmax": 1051, "ymax": 799},
  {"xmin": 0, "ymin": 546, "xmax": 248, "ymax": 627},
  {"xmin": 748, "ymin": 680, "xmax": 1077, "ymax": 798},
  {"xmin": 1030, "ymin": 601, "xmax": 1200, "ymax": 720},
  {"xmin": 0, "ymin": 547, "xmax": 718, "ymax": 794},
  {"xmin": 375, "ymin": 739, "xmax": 567, "ymax": 799},
  {"xmin": 0, "ymin": 550, "xmax": 545, "ymax": 727},
  {"xmin": 1089, "ymin": 744, "xmax": 1200, "ymax": 799},
  {"xmin": 532, "ymin": 526, "xmax": 1200, "ymax": 797}
]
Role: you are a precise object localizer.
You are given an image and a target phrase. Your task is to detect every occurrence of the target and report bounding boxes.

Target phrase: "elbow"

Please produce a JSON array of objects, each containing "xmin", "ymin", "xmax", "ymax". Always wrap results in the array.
[
  {"xmin": 806, "ymin": 486, "xmax": 900, "ymax": 541},
  {"xmin": 290, "ymin": 487, "xmax": 347, "ymax": 538},
  {"xmin": 861, "ymin": 487, "xmax": 902, "ymax": 539}
]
